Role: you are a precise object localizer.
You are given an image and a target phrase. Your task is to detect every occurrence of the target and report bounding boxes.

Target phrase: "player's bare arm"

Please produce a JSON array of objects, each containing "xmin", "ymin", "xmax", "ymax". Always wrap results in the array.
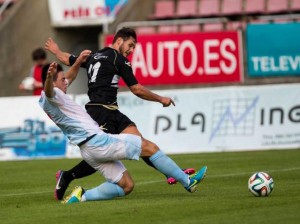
[
  {"xmin": 129, "ymin": 83, "xmax": 175, "ymax": 107},
  {"xmin": 45, "ymin": 38, "xmax": 71, "ymax": 66},
  {"xmin": 65, "ymin": 50, "xmax": 91, "ymax": 86},
  {"xmin": 44, "ymin": 62, "xmax": 57, "ymax": 98}
]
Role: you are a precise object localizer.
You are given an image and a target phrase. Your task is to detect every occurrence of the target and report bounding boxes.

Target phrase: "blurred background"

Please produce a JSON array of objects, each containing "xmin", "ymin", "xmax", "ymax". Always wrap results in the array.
[
  {"xmin": 1, "ymin": 0, "xmax": 300, "ymax": 96},
  {"xmin": 0, "ymin": 0, "xmax": 299, "ymax": 160}
]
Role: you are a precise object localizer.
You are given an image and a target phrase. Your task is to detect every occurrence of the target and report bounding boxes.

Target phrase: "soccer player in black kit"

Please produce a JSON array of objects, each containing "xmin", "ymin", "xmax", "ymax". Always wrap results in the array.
[{"xmin": 45, "ymin": 27, "xmax": 195, "ymax": 200}]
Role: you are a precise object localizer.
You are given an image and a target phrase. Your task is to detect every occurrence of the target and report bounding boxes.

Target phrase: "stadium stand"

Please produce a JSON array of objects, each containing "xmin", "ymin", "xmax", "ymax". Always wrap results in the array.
[
  {"xmin": 270, "ymin": 17, "xmax": 294, "ymax": 23},
  {"xmin": 266, "ymin": 0, "xmax": 289, "ymax": 14},
  {"xmin": 176, "ymin": 0, "xmax": 198, "ymax": 18},
  {"xmin": 244, "ymin": 0, "xmax": 266, "ymax": 15},
  {"xmin": 158, "ymin": 24, "xmax": 179, "ymax": 33},
  {"xmin": 125, "ymin": 0, "xmax": 300, "ymax": 34},
  {"xmin": 249, "ymin": 19, "xmax": 268, "ymax": 24},
  {"xmin": 221, "ymin": 0, "xmax": 243, "ymax": 16},
  {"xmin": 202, "ymin": 22, "xmax": 224, "ymax": 31},
  {"xmin": 198, "ymin": 0, "xmax": 220, "ymax": 17},
  {"xmin": 149, "ymin": 0, "xmax": 176, "ymax": 19},
  {"xmin": 135, "ymin": 26, "xmax": 156, "ymax": 34},
  {"xmin": 180, "ymin": 24, "xmax": 201, "ymax": 32},
  {"xmin": 226, "ymin": 21, "xmax": 246, "ymax": 30},
  {"xmin": 1, "ymin": 0, "xmax": 300, "ymax": 97},
  {"xmin": 290, "ymin": 0, "xmax": 300, "ymax": 12}
]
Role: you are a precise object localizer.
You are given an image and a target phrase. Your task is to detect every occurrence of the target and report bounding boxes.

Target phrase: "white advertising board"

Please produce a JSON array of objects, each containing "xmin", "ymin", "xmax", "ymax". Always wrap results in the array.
[
  {"xmin": 112, "ymin": 83, "xmax": 300, "ymax": 154},
  {"xmin": 0, "ymin": 84, "xmax": 299, "ymax": 160},
  {"xmin": 47, "ymin": 0, "xmax": 127, "ymax": 27},
  {"xmin": 0, "ymin": 96, "xmax": 72, "ymax": 160}
]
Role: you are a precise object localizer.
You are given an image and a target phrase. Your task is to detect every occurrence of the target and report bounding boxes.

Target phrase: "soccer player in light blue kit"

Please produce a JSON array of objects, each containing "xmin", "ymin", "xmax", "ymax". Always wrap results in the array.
[{"xmin": 39, "ymin": 52, "xmax": 207, "ymax": 204}]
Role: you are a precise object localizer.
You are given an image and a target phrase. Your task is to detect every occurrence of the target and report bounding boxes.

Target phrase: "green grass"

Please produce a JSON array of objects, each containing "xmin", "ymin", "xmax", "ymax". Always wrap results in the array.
[{"xmin": 0, "ymin": 149, "xmax": 300, "ymax": 224}]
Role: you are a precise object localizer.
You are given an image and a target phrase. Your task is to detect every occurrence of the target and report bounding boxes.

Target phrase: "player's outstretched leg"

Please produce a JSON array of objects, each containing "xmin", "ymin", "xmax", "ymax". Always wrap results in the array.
[
  {"xmin": 148, "ymin": 150, "xmax": 207, "ymax": 193},
  {"xmin": 141, "ymin": 157, "xmax": 195, "ymax": 185}
]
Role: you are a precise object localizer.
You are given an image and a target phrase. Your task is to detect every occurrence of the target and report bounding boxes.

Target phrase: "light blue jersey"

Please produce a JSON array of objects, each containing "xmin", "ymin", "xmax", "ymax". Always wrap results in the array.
[
  {"xmin": 39, "ymin": 87, "xmax": 102, "ymax": 145},
  {"xmin": 39, "ymin": 87, "xmax": 142, "ymax": 184}
]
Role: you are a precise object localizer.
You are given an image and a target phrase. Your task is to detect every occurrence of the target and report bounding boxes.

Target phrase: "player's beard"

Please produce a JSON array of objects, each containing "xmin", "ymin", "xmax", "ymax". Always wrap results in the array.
[{"xmin": 119, "ymin": 44, "xmax": 129, "ymax": 57}]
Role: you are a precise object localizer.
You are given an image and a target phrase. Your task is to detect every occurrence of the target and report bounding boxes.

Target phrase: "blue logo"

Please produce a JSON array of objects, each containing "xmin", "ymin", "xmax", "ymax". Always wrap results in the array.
[
  {"xmin": 0, "ymin": 119, "xmax": 66, "ymax": 158},
  {"xmin": 209, "ymin": 96, "xmax": 259, "ymax": 142}
]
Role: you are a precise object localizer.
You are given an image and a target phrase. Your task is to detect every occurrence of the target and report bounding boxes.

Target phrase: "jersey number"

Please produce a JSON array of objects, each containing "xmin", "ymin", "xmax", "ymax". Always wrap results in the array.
[{"xmin": 88, "ymin": 62, "xmax": 101, "ymax": 83}]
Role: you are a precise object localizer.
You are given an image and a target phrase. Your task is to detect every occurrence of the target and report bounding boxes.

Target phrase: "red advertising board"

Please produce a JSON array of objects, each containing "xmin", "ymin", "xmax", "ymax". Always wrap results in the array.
[{"xmin": 105, "ymin": 31, "xmax": 243, "ymax": 85}]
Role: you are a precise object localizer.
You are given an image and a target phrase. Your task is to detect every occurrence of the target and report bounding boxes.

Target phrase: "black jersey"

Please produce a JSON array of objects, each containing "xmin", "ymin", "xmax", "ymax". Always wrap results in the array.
[{"xmin": 69, "ymin": 47, "xmax": 138, "ymax": 105}]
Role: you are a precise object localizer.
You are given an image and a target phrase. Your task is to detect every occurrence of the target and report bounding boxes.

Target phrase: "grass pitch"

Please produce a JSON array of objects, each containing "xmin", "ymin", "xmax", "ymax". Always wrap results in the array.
[{"xmin": 0, "ymin": 149, "xmax": 299, "ymax": 224}]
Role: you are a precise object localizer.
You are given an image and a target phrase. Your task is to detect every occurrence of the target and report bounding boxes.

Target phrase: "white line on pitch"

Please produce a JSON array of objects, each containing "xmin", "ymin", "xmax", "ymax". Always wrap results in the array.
[
  {"xmin": 0, "ymin": 167, "xmax": 299, "ymax": 197},
  {"xmin": 136, "ymin": 167, "xmax": 300, "ymax": 185}
]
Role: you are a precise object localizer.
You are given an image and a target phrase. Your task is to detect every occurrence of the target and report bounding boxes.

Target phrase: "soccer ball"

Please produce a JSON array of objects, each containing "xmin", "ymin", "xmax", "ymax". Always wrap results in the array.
[{"xmin": 248, "ymin": 172, "xmax": 274, "ymax": 197}]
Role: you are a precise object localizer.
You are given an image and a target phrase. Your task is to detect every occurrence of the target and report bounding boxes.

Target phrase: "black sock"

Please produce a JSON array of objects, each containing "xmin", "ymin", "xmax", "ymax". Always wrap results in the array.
[
  {"xmin": 64, "ymin": 160, "xmax": 96, "ymax": 181},
  {"xmin": 141, "ymin": 156, "xmax": 157, "ymax": 170}
]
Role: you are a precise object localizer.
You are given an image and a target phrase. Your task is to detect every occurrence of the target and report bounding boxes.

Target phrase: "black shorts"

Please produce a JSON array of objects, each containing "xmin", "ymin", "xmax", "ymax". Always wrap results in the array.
[{"xmin": 86, "ymin": 105, "xmax": 135, "ymax": 134}]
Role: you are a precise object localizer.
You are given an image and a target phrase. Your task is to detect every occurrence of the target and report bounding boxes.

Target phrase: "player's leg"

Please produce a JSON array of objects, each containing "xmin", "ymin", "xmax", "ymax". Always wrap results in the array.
[
  {"xmin": 62, "ymin": 161, "xmax": 133, "ymax": 203},
  {"xmin": 99, "ymin": 108, "xmax": 195, "ymax": 181},
  {"xmin": 121, "ymin": 125, "xmax": 156, "ymax": 169},
  {"xmin": 82, "ymin": 170, "xmax": 134, "ymax": 201},
  {"xmin": 55, "ymin": 106, "xmax": 115, "ymax": 200},
  {"xmin": 140, "ymin": 138, "xmax": 207, "ymax": 193},
  {"xmin": 122, "ymin": 125, "xmax": 195, "ymax": 181},
  {"xmin": 102, "ymin": 133, "xmax": 206, "ymax": 193},
  {"xmin": 55, "ymin": 160, "xmax": 96, "ymax": 200}
]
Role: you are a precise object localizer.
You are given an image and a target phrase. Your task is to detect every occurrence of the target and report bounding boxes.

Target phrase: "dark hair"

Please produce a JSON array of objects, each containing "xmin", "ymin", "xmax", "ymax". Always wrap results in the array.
[
  {"xmin": 32, "ymin": 48, "xmax": 47, "ymax": 61},
  {"xmin": 41, "ymin": 63, "xmax": 64, "ymax": 87},
  {"xmin": 112, "ymin": 27, "xmax": 137, "ymax": 44}
]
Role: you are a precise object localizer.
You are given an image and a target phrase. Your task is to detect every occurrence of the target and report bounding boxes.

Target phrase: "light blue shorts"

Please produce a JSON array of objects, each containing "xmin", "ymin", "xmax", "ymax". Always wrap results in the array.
[{"xmin": 80, "ymin": 133, "xmax": 142, "ymax": 183}]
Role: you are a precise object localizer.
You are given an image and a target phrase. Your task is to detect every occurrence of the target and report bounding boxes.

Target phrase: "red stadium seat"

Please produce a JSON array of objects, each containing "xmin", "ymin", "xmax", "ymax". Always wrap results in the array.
[
  {"xmin": 267, "ymin": 0, "xmax": 289, "ymax": 14},
  {"xmin": 221, "ymin": 0, "xmax": 243, "ymax": 16},
  {"xmin": 180, "ymin": 24, "xmax": 201, "ymax": 32},
  {"xmin": 290, "ymin": 0, "xmax": 300, "ymax": 12},
  {"xmin": 149, "ymin": 0, "xmax": 176, "ymax": 19},
  {"xmin": 176, "ymin": 0, "xmax": 198, "ymax": 17},
  {"xmin": 244, "ymin": 0, "xmax": 266, "ymax": 15},
  {"xmin": 135, "ymin": 26, "xmax": 156, "ymax": 34},
  {"xmin": 158, "ymin": 25, "xmax": 179, "ymax": 33},
  {"xmin": 226, "ymin": 21, "xmax": 246, "ymax": 30},
  {"xmin": 198, "ymin": 0, "xmax": 220, "ymax": 17},
  {"xmin": 202, "ymin": 22, "xmax": 224, "ymax": 31}
]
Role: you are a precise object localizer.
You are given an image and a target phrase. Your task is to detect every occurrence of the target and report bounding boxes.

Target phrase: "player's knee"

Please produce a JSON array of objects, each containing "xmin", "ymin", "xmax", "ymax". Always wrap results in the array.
[
  {"xmin": 123, "ymin": 181, "xmax": 134, "ymax": 195},
  {"xmin": 141, "ymin": 138, "xmax": 159, "ymax": 156},
  {"xmin": 119, "ymin": 171, "xmax": 135, "ymax": 195}
]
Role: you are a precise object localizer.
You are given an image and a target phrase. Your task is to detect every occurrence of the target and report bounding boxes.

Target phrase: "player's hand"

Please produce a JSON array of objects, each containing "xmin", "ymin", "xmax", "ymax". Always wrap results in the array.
[
  {"xmin": 161, "ymin": 97, "xmax": 175, "ymax": 107},
  {"xmin": 45, "ymin": 38, "xmax": 60, "ymax": 54},
  {"xmin": 47, "ymin": 62, "xmax": 57, "ymax": 76},
  {"xmin": 78, "ymin": 50, "xmax": 92, "ymax": 63}
]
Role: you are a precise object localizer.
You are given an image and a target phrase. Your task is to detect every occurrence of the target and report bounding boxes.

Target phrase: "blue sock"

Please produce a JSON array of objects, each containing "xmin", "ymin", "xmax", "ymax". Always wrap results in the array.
[
  {"xmin": 149, "ymin": 151, "xmax": 189, "ymax": 187},
  {"xmin": 83, "ymin": 182, "xmax": 125, "ymax": 201}
]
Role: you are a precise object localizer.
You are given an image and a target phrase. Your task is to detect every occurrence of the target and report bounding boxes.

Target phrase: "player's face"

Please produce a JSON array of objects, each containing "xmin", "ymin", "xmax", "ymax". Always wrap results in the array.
[
  {"xmin": 54, "ymin": 72, "xmax": 68, "ymax": 93},
  {"xmin": 119, "ymin": 36, "xmax": 136, "ymax": 57}
]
